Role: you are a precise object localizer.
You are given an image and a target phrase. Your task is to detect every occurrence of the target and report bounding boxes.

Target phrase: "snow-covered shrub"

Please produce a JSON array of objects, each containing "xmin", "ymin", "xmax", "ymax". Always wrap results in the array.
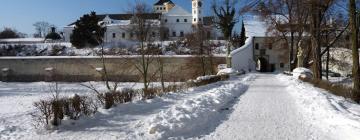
[
  {"xmin": 33, "ymin": 100, "xmax": 52, "ymax": 127},
  {"xmin": 112, "ymin": 88, "xmax": 136, "ymax": 104},
  {"xmin": 293, "ymin": 67, "xmax": 313, "ymax": 79},
  {"xmin": 33, "ymin": 94, "xmax": 98, "ymax": 128},
  {"xmin": 96, "ymin": 92, "xmax": 115, "ymax": 109},
  {"xmin": 64, "ymin": 94, "xmax": 98, "ymax": 120},
  {"xmin": 142, "ymin": 88, "xmax": 159, "ymax": 99},
  {"xmin": 187, "ymin": 74, "xmax": 230, "ymax": 87},
  {"xmin": 96, "ymin": 89, "xmax": 137, "ymax": 109}
]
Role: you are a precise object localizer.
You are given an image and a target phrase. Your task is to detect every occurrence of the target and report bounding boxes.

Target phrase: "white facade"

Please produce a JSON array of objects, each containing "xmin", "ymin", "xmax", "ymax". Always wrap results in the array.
[
  {"xmin": 162, "ymin": 6, "xmax": 193, "ymax": 39},
  {"xmin": 63, "ymin": 0, "xmax": 219, "ymax": 43}
]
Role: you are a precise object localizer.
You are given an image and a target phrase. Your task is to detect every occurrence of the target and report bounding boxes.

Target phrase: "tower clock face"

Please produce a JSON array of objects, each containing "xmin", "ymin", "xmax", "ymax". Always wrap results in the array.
[{"xmin": 198, "ymin": 1, "xmax": 202, "ymax": 7}]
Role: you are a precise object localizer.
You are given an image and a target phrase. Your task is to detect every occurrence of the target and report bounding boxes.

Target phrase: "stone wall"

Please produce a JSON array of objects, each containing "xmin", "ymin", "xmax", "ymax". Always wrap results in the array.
[{"xmin": 0, "ymin": 56, "xmax": 226, "ymax": 82}]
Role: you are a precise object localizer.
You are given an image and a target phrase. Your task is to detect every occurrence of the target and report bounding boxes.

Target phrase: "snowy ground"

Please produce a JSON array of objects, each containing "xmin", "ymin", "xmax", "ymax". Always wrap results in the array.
[{"xmin": 1, "ymin": 73, "xmax": 360, "ymax": 140}]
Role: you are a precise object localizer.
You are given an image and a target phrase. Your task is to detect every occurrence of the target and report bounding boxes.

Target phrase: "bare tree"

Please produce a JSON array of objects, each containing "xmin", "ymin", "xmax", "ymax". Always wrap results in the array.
[
  {"xmin": 256, "ymin": 0, "xmax": 310, "ymax": 71},
  {"xmin": 128, "ymin": 2, "xmax": 160, "ymax": 98},
  {"xmin": 186, "ymin": 25, "xmax": 215, "ymax": 76},
  {"xmin": 349, "ymin": 0, "xmax": 360, "ymax": 102},
  {"xmin": 307, "ymin": 0, "xmax": 336, "ymax": 79},
  {"xmin": 212, "ymin": 0, "xmax": 239, "ymax": 68},
  {"xmin": 33, "ymin": 21, "xmax": 53, "ymax": 38}
]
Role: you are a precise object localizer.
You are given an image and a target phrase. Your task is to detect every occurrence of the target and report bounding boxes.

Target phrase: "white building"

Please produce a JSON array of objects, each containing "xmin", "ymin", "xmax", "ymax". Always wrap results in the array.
[{"xmin": 63, "ymin": 0, "xmax": 222, "ymax": 43}]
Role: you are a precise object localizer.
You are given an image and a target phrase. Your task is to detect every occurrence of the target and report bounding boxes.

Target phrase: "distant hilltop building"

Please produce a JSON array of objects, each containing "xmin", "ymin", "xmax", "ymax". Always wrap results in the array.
[{"xmin": 63, "ymin": 0, "xmax": 223, "ymax": 43}]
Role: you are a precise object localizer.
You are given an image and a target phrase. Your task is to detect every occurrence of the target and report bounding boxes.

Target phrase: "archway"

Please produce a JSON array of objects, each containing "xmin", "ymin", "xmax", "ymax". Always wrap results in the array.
[{"xmin": 256, "ymin": 57, "xmax": 269, "ymax": 72}]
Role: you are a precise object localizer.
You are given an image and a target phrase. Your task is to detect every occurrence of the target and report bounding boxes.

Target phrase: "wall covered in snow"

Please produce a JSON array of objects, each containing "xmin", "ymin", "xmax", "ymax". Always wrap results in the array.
[
  {"xmin": 230, "ymin": 37, "xmax": 256, "ymax": 72},
  {"xmin": 0, "ymin": 56, "xmax": 225, "ymax": 82}
]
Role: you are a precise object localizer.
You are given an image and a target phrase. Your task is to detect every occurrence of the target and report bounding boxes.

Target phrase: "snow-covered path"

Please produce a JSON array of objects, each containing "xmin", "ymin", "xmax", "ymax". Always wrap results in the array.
[
  {"xmin": 201, "ymin": 74, "xmax": 325, "ymax": 139},
  {"xmin": 201, "ymin": 73, "xmax": 360, "ymax": 140}
]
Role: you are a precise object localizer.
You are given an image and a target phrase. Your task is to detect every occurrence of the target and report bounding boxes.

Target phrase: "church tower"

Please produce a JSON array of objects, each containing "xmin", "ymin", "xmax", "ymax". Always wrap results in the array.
[{"xmin": 192, "ymin": 0, "xmax": 203, "ymax": 24}]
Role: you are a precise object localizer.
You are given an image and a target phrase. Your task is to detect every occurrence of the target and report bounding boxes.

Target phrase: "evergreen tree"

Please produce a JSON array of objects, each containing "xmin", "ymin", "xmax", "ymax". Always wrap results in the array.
[
  {"xmin": 239, "ymin": 20, "xmax": 246, "ymax": 46},
  {"xmin": 0, "ymin": 28, "xmax": 20, "ymax": 39},
  {"xmin": 70, "ymin": 12, "xmax": 105, "ymax": 48},
  {"xmin": 45, "ymin": 27, "xmax": 61, "ymax": 40}
]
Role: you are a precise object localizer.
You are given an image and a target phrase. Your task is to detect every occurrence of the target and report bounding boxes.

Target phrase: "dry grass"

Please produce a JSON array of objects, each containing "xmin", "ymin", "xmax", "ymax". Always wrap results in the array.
[{"xmin": 299, "ymin": 76, "xmax": 354, "ymax": 100}]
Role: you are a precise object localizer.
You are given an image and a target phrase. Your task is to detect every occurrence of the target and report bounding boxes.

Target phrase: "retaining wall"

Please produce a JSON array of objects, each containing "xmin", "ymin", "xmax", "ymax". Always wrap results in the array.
[{"xmin": 0, "ymin": 56, "xmax": 226, "ymax": 82}]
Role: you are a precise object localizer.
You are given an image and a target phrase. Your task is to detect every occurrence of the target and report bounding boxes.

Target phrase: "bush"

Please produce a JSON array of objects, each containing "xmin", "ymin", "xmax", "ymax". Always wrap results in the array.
[
  {"xmin": 33, "ymin": 94, "xmax": 98, "ymax": 128},
  {"xmin": 45, "ymin": 32, "xmax": 62, "ymax": 40},
  {"xmin": 96, "ymin": 88, "xmax": 137, "ymax": 109}
]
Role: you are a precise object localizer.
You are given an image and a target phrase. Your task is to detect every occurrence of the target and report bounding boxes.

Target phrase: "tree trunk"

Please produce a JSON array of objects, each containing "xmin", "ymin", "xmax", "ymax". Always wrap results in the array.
[
  {"xmin": 326, "ymin": 32, "xmax": 330, "ymax": 80},
  {"xmin": 349, "ymin": 0, "xmax": 360, "ymax": 102},
  {"xmin": 226, "ymin": 38, "xmax": 232, "ymax": 68},
  {"xmin": 311, "ymin": 6, "xmax": 322, "ymax": 79},
  {"xmin": 289, "ymin": 32, "xmax": 295, "ymax": 71}
]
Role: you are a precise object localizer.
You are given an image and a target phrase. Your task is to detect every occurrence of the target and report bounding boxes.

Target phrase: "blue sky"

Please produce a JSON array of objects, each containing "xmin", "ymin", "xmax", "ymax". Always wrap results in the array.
[{"xmin": 0, "ymin": 0, "xmax": 214, "ymax": 36}]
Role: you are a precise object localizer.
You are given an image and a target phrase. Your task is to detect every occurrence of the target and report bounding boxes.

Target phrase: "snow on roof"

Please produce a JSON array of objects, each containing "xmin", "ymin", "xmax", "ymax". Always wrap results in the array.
[
  {"xmin": 0, "ymin": 38, "xmax": 45, "ymax": 43},
  {"xmin": 164, "ymin": 6, "xmax": 191, "ymax": 16},
  {"xmin": 244, "ymin": 16, "xmax": 268, "ymax": 37},
  {"xmin": 107, "ymin": 20, "xmax": 131, "ymax": 26}
]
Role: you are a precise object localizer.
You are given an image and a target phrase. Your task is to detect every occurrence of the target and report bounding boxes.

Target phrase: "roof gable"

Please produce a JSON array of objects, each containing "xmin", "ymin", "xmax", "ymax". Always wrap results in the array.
[{"xmin": 164, "ymin": 6, "xmax": 191, "ymax": 16}]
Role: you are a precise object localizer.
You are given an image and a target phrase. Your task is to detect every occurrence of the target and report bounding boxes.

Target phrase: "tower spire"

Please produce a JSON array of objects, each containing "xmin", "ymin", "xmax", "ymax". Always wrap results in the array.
[{"xmin": 192, "ymin": 0, "xmax": 203, "ymax": 25}]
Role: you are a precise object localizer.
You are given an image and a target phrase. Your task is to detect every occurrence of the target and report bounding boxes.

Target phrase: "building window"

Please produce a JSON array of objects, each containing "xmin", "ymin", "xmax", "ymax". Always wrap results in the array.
[
  {"xmin": 122, "ymin": 33, "xmax": 125, "ymax": 38},
  {"xmin": 160, "ymin": 7, "xmax": 163, "ymax": 10},
  {"xmin": 199, "ymin": 10, "xmax": 201, "ymax": 14},
  {"xmin": 112, "ymin": 33, "xmax": 116, "ymax": 38},
  {"xmin": 157, "ymin": 7, "xmax": 159, "ymax": 10},
  {"xmin": 194, "ymin": 10, "xmax": 196, "ymax": 14},
  {"xmin": 176, "ymin": 19, "xmax": 180, "ymax": 22},
  {"xmin": 130, "ymin": 33, "xmax": 134, "ymax": 38},
  {"xmin": 180, "ymin": 31, "xmax": 184, "ymax": 37},
  {"xmin": 260, "ymin": 49, "xmax": 266, "ymax": 55},
  {"xmin": 194, "ymin": 18, "xmax": 197, "ymax": 22},
  {"xmin": 255, "ymin": 43, "xmax": 259, "ymax": 49},
  {"xmin": 199, "ymin": 18, "xmax": 202, "ymax": 22},
  {"xmin": 152, "ymin": 32, "xmax": 156, "ymax": 37},
  {"xmin": 269, "ymin": 43, "xmax": 272, "ymax": 49},
  {"xmin": 164, "ymin": 19, "xmax": 168, "ymax": 23},
  {"xmin": 172, "ymin": 31, "xmax": 176, "ymax": 37},
  {"xmin": 280, "ymin": 63, "xmax": 284, "ymax": 68},
  {"xmin": 184, "ymin": 19, "xmax": 187, "ymax": 22}
]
